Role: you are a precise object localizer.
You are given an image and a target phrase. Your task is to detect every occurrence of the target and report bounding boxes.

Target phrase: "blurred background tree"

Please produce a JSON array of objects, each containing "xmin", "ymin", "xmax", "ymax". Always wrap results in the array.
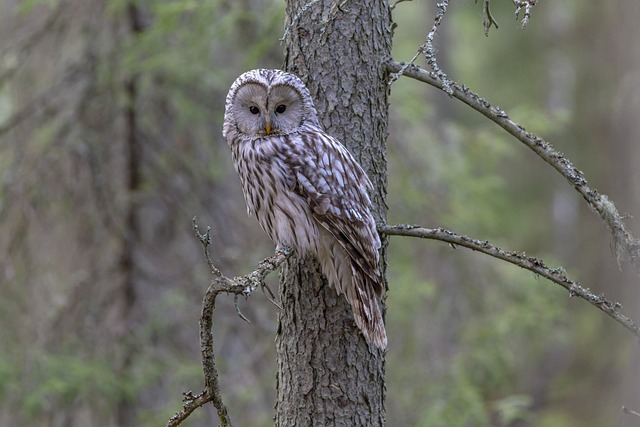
[{"xmin": 0, "ymin": 1, "xmax": 638, "ymax": 426}]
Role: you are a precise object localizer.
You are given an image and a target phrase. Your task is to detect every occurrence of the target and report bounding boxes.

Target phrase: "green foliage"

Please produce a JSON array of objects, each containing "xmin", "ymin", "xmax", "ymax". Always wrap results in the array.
[
  {"xmin": 387, "ymin": 243, "xmax": 565, "ymax": 425},
  {"xmin": 0, "ymin": 355, "xmax": 14, "ymax": 397},
  {"xmin": 0, "ymin": 352, "xmax": 124, "ymax": 422},
  {"xmin": 25, "ymin": 355, "xmax": 121, "ymax": 413},
  {"xmin": 14, "ymin": 0, "xmax": 58, "ymax": 15},
  {"xmin": 493, "ymin": 394, "xmax": 533, "ymax": 425},
  {"xmin": 415, "ymin": 374, "xmax": 490, "ymax": 427},
  {"xmin": 0, "ymin": 306, "xmax": 204, "ymax": 425}
]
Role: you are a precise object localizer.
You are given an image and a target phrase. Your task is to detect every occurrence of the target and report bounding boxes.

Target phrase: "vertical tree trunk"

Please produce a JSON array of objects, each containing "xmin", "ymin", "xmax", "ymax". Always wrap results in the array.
[{"xmin": 276, "ymin": 1, "xmax": 392, "ymax": 425}]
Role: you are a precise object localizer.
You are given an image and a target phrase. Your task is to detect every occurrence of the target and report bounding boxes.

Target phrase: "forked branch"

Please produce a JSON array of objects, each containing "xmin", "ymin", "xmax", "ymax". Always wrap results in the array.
[
  {"xmin": 380, "ymin": 224, "xmax": 640, "ymax": 340},
  {"xmin": 166, "ymin": 219, "xmax": 292, "ymax": 427}
]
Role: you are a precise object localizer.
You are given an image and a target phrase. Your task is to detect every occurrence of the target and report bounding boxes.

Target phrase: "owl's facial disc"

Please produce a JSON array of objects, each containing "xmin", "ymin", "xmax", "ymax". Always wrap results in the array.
[{"xmin": 231, "ymin": 81, "xmax": 305, "ymax": 137}]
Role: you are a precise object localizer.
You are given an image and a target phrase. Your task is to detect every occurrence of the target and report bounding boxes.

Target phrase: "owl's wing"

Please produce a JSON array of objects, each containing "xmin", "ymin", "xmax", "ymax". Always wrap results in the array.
[{"xmin": 282, "ymin": 131, "xmax": 382, "ymax": 293}]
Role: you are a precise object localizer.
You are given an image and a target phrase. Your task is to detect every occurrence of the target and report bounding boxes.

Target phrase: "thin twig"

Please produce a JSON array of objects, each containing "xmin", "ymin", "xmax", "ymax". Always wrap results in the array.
[
  {"xmin": 623, "ymin": 406, "xmax": 640, "ymax": 418},
  {"xmin": 476, "ymin": 0, "xmax": 499, "ymax": 36},
  {"xmin": 386, "ymin": 60, "xmax": 640, "ymax": 275},
  {"xmin": 192, "ymin": 217, "xmax": 217, "ymax": 274},
  {"xmin": 390, "ymin": 0, "xmax": 412, "ymax": 11},
  {"xmin": 260, "ymin": 281, "xmax": 283, "ymax": 310},
  {"xmin": 234, "ymin": 295, "xmax": 251, "ymax": 324},
  {"xmin": 388, "ymin": 0, "xmax": 452, "ymax": 93},
  {"xmin": 379, "ymin": 224, "xmax": 640, "ymax": 340}
]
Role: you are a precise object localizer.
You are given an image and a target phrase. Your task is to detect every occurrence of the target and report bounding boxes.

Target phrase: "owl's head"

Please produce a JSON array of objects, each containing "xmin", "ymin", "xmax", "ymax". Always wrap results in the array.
[{"xmin": 223, "ymin": 69, "xmax": 320, "ymax": 140}]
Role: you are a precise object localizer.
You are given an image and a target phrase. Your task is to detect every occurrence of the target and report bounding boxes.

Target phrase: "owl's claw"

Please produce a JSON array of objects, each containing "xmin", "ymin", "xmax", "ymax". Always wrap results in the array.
[{"xmin": 275, "ymin": 244, "xmax": 294, "ymax": 258}]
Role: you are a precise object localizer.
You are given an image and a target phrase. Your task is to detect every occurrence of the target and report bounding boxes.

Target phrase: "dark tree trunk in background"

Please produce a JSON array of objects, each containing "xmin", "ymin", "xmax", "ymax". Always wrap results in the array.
[
  {"xmin": 276, "ymin": 1, "xmax": 392, "ymax": 425},
  {"xmin": 116, "ymin": 4, "xmax": 145, "ymax": 426},
  {"xmin": 579, "ymin": 3, "xmax": 640, "ymax": 424}
]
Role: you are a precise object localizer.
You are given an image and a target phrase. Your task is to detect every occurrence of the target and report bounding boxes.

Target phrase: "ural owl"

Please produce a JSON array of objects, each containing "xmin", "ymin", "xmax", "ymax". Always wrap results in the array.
[{"xmin": 223, "ymin": 69, "xmax": 386, "ymax": 349}]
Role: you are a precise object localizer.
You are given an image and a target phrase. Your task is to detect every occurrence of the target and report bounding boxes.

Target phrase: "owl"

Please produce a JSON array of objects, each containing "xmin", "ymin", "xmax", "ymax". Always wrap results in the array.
[{"xmin": 223, "ymin": 69, "xmax": 386, "ymax": 350}]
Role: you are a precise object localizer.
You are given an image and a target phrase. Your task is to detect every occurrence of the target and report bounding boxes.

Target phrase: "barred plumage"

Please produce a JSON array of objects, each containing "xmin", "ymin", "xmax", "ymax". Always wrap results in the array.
[{"xmin": 223, "ymin": 69, "xmax": 386, "ymax": 349}]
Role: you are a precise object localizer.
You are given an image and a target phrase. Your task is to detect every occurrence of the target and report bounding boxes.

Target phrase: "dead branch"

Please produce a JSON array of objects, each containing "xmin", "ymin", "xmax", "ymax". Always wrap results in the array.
[
  {"xmin": 386, "ymin": 60, "xmax": 640, "ymax": 275},
  {"xmin": 379, "ymin": 224, "xmax": 640, "ymax": 340},
  {"xmin": 166, "ymin": 218, "xmax": 292, "ymax": 427}
]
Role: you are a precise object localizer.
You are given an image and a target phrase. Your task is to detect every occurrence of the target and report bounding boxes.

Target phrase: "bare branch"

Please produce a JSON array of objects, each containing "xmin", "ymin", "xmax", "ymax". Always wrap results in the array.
[
  {"xmin": 379, "ymin": 224, "xmax": 640, "ymax": 340},
  {"xmin": 386, "ymin": 60, "xmax": 640, "ymax": 275},
  {"xmin": 623, "ymin": 406, "xmax": 640, "ymax": 418},
  {"xmin": 167, "ymin": 219, "xmax": 293, "ymax": 426}
]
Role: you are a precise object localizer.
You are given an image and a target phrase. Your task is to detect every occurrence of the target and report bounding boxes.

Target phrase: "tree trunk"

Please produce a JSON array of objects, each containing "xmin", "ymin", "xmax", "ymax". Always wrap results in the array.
[{"xmin": 276, "ymin": 1, "xmax": 392, "ymax": 425}]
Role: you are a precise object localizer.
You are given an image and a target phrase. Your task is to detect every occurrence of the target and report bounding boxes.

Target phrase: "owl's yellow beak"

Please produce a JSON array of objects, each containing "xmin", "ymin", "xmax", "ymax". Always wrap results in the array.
[{"xmin": 265, "ymin": 123, "xmax": 271, "ymax": 135}]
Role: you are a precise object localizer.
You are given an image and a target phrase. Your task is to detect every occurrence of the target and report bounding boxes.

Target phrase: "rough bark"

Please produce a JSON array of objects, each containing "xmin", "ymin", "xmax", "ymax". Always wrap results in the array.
[{"xmin": 276, "ymin": 1, "xmax": 392, "ymax": 426}]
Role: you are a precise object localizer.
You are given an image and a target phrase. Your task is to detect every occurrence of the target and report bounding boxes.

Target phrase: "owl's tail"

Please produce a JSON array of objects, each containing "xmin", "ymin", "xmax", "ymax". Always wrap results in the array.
[
  {"xmin": 347, "ymin": 267, "xmax": 387, "ymax": 350},
  {"xmin": 318, "ymin": 236, "xmax": 387, "ymax": 350}
]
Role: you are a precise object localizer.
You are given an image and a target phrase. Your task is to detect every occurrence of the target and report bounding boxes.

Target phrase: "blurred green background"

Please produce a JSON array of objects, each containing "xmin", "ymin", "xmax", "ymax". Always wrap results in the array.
[{"xmin": 1, "ymin": 1, "xmax": 639, "ymax": 426}]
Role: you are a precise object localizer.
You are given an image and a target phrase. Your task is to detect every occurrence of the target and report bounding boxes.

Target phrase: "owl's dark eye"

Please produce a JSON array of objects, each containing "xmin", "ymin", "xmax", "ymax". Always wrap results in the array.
[
  {"xmin": 275, "ymin": 104, "xmax": 287, "ymax": 114},
  {"xmin": 249, "ymin": 106, "xmax": 260, "ymax": 115}
]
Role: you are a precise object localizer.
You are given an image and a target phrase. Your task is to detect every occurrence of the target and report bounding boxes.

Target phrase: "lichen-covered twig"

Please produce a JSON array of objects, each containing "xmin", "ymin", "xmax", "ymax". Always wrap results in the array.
[
  {"xmin": 513, "ymin": 0, "xmax": 539, "ymax": 29},
  {"xmin": 380, "ymin": 224, "xmax": 640, "ymax": 340},
  {"xmin": 165, "ymin": 390, "xmax": 212, "ymax": 427},
  {"xmin": 388, "ymin": 0, "xmax": 452, "ymax": 92}
]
